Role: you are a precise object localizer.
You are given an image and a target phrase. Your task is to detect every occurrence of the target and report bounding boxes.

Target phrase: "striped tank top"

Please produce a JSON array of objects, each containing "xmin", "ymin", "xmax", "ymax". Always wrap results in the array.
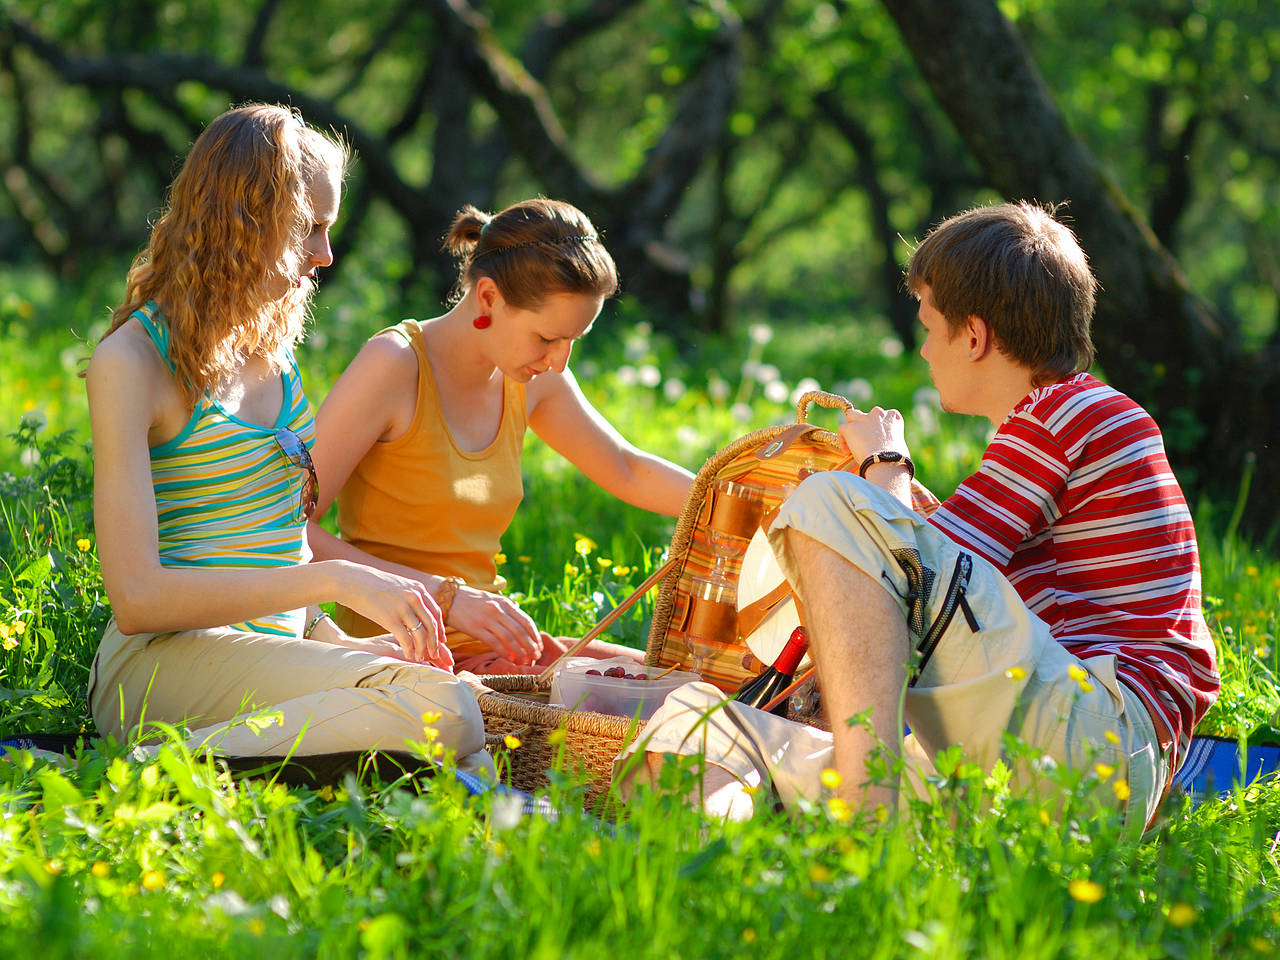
[{"xmin": 137, "ymin": 303, "xmax": 316, "ymax": 637}]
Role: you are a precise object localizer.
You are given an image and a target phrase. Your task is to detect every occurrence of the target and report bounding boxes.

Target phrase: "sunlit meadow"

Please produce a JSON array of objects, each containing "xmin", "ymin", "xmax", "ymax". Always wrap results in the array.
[{"xmin": 1, "ymin": 270, "xmax": 1278, "ymax": 957}]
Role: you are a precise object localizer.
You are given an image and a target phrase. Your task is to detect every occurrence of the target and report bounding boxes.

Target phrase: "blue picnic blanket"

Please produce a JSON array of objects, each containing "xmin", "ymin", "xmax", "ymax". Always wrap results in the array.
[{"xmin": 1169, "ymin": 735, "xmax": 1280, "ymax": 804}]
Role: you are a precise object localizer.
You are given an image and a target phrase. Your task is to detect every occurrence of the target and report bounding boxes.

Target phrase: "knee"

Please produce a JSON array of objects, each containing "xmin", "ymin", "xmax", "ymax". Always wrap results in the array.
[{"xmin": 410, "ymin": 675, "xmax": 487, "ymax": 759}]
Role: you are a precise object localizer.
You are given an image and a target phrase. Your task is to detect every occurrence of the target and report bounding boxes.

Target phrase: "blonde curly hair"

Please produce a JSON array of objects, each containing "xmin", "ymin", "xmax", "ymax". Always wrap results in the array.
[{"xmin": 107, "ymin": 103, "xmax": 349, "ymax": 407}]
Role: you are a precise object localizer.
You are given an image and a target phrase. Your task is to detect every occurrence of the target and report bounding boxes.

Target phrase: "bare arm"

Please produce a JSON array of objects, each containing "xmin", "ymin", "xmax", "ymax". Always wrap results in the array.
[
  {"xmin": 87, "ymin": 330, "xmax": 448, "ymax": 666},
  {"xmin": 528, "ymin": 367, "xmax": 694, "ymax": 517}
]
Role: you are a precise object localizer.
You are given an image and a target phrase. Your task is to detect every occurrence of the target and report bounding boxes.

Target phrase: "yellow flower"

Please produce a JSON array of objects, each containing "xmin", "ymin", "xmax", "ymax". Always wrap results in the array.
[
  {"xmin": 420, "ymin": 711, "xmax": 442, "ymax": 725},
  {"xmin": 518, "ymin": 556, "xmax": 532, "ymax": 564},
  {"xmin": 548, "ymin": 728, "xmax": 567, "ymax": 746},
  {"xmin": 574, "ymin": 534, "xmax": 597, "ymax": 557},
  {"xmin": 820, "ymin": 767, "xmax": 843, "ymax": 790},
  {"xmin": 76, "ymin": 538, "xmax": 91, "ymax": 552},
  {"xmin": 13, "ymin": 621, "xmax": 24, "ymax": 636},
  {"xmin": 873, "ymin": 803, "xmax": 889, "ymax": 823},
  {"xmin": 212, "ymin": 871, "xmax": 226, "ymax": 889},
  {"xmin": 597, "ymin": 557, "xmax": 612, "ymax": 568},
  {"xmin": 493, "ymin": 552, "xmax": 507, "ymax": 565},
  {"xmin": 249, "ymin": 918, "xmax": 266, "ymax": 936},
  {"xmin": 827, "ymin": 796, "xmax": 852, "ymax": 823},
  {"xmin": 1005, "ymin": 666, "xmax": 1027, "ymax": 681},
  {"xmin": 612, "ymin": 565, "xmax": 632, "ymax": 577},
  {"xmin": 585, "ymin": 838, "xmax": 602, "ymax": 857},
  {"xmin": 1039, "ymin": 808, "xmax": 1052, "ymax": 826},
  {"xmin": 1068, "ymin": 878, "xmax": 1104, "ymax": 903},
  {"xmin": 1168, "ymin": 902, "xmax": 1198, "ymax": 928},
  {"xmin": 141, "ymin": 869, "xmax": 165, "ymax": 892},
  {"xmin": 504, "ymin": 734, "xmax": 522, "ymax": 750},
  {"xmin": 742, "ymin": 928, "xmax": 758, "ymax": 944},
  {"xmin": 1067, "ymin": 663, "xmax": 1095, "ymax": 692},
  {"xmin": 1, "ymin": 633, "xmax": 15, "ymax": 652},
  {"xmin": 1104, "ymin": 730, "xmax": 1121, "ymax": 745},
  {"xmin": 318, "ymin": 786, "xmax": 335, "ymax": 802},
  {"xmin": 91, "ymin": 861, "xmax": 110, "ymax": 879},
  {"xmin": 1113, "ymin": 780, "xmax": 1131, "ymax": 802},
  {"xmin": 1094, "ymin": 763, "xmax": 1116, "ymax": 780},
  {"xmin": 44, "ymin": 859, "xmax": 64, "ymax": 876},
  {"xmin": 808, "ymin": 863, "xmax": 833, "ymax": 883}
]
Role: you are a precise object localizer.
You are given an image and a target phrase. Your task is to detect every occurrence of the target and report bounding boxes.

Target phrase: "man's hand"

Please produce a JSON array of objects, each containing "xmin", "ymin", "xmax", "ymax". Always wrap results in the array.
[
  {"xmin": 839, "ymin": 406, "xmax": 913, "ymax": 507},
  {"xmin": 838, "ymin": 406, "xmax": 911, "ymax": 465}
]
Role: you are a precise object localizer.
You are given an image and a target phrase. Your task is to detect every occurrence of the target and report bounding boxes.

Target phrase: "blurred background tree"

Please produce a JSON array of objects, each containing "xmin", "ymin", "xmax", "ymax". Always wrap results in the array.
[{"xmin": 0, "ymin": 0, "xmax": 1275, "ymax": 514}]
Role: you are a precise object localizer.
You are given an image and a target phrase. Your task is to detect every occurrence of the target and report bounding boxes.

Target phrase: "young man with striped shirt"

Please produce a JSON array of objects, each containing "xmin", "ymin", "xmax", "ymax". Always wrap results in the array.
[{"xmin": 626, "ymin": 202, "xmax": 1218, "ymax": 830}]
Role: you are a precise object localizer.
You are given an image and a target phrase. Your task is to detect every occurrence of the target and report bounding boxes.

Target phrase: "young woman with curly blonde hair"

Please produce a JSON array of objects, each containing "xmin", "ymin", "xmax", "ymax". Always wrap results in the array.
[{"xmin": 85, "ymin": 104, "xmax": 489, "ymax": 771}]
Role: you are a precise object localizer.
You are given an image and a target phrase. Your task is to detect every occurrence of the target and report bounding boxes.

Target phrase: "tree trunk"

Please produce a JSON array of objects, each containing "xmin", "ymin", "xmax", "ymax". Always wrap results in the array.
[{"xmin": 880, "ymin": 0, "xmax": 1276, "ymax": 515}]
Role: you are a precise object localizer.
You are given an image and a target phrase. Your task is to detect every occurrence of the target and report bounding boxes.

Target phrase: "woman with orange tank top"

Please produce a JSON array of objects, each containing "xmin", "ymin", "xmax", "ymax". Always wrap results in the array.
[{"xmin": 308, "ymin": 198, "xmax": 694, "ymax": 674}]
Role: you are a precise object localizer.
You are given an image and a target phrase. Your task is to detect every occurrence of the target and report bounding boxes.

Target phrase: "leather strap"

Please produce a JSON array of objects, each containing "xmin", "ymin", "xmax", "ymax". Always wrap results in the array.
[{"xmin": 735, "ymin": 581, "xmax": 793, "ymax": 641}]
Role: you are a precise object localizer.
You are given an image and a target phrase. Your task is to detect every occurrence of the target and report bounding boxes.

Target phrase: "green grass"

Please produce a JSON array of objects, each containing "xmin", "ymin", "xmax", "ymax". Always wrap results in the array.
[{"xmin": 1, "ymin": 279, "xmax": 1279, "ymax": 956}]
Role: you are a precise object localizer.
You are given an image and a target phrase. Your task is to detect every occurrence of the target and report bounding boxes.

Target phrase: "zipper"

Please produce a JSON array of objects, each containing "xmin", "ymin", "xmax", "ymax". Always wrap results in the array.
[{"xmin": 911, "ymin": 552, "xmax": 979, "ymax": 685}]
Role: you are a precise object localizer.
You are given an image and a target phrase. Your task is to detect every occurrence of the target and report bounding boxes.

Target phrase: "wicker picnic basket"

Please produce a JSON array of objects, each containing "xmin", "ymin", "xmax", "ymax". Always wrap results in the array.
[{"xmin": 478, "ymin": 391, "xmax": 938, "ymax": 798}]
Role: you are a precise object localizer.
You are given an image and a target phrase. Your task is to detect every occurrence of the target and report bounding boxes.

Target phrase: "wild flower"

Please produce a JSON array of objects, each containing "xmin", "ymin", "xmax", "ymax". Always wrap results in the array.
[
  {"xmin": 1005, "ymin": 666, "xmax": 1027, "ymax": 681},
  {"xmin": 730, "ymin": 403, "xmax": 753, "ymax": 423},
  {"xmin": 1094, "ymin": 763, "xmax": 1116, "ymax": 780},
  {"xmin": 1113, "ymin": 780, "xmax": 1131, "ymax": 801},
  {"xmin": 504, "ymin": 734, "xmax": 523, "ymax": 750},
  {"xmin": 574, "ymin": 534, "xmax": 597, "ymax": 556},
  {"xmin": 662, "ymin": 378, "xmax": 687, "ymax": 402},
  {"xmin": 707, "ymin": 377, "xmax": 731, "ymax": 402},
  {"xmin": 1068, "ymin": 663, "xmax": 1095, "ymax": 693},
  {"xmin": 141, "ymin": 869, "xmax": 166, "ymax": 891},
  {"xmin": 820, "ymin": 767, "xmax": 843, "ymax": 790},
  {"xmin": 764, "ymin": 380, "xmax": 790, "ymax": 404},
  {"xmin": 91, "ymin": 861, "xmax": 110, "ymax": 878},
  {"xmin": 1167, "ymin": 903, "xmax": 1198, "ymax": 927},
  {"xmin": 1068, "ymin": 878, "xmax": 1105, "ymax": 903},
  {"xmin": 76, "ymin": 537, "xmax": 91, "ymax": 552},
  {"xmin": 616, "ymin": 365, "xmax": 638, "ymax": 387},
  {"xmin": 638, "ymin": 364, "xmax": 661, "ymax": 388},
  {"xmin": 748, "ymin": 323, "xmax": 773, "ymax": 345},
  {"xmin": 878, "ymin": 337, "xmax": 904, "ymax": 358},
  {"xmin": 494, "ymin": 552, "xmax": 506, "ymax": 565}
]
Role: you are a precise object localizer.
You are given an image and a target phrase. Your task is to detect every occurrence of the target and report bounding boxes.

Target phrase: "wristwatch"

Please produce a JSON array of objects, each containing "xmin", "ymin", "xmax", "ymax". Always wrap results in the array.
[{"xmin": 858, "ymin": 451, "xmax": 915, "ymax": 480}]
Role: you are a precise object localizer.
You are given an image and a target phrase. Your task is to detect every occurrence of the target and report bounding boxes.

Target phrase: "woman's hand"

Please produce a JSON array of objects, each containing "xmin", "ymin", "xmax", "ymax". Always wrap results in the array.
[
  {"xmin": 332, "ymin": 630, "xmax": 453, "ymax": 670},
  {"xmin": 330, "ymin": 561, "xmax": 451, "ymax": 668},
  {"xmin": 448, "ymin": 587, "xmax": 543, "ymax": 667}
]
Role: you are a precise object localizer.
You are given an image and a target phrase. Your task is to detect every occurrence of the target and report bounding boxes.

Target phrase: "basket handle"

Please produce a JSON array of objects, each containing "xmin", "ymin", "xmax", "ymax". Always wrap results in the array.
[
  {"xmin": 535, "ymin": 554, "xmax": 681, "ymax": 684},
  {"xmin": 796, "ymin": 390, "xmax": 853, "ymax": 423}
]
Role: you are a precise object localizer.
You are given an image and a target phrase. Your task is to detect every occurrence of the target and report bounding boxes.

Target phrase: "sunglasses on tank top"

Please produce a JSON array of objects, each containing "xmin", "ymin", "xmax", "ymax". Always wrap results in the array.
[{"xmin": 274, "ymin": 427, "xmax": 318, "ymax": 522}]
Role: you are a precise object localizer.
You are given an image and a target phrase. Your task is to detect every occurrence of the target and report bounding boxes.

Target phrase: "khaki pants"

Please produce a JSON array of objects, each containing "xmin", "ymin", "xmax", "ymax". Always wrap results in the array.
[
  {"xmin": 619, "ymin": 472, "xmax": 1170, "ymax": 830},
  {"xmin": 89, "ymin": 618, "xmax": 494, "ymax": 777}
]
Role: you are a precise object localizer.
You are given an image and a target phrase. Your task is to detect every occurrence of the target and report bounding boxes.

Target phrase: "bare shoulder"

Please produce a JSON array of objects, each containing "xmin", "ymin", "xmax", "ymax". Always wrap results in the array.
[
  {"xmin": 87, "ymin": 319, "xmax": 169, "ymax": 389},
  {"xmin": 526, "ymin": 365, "xmax": 577, "ymax": 413},
  {"xmin": 358, "ymin": 328, "xmax": 419, "ymax": 376},
  {"xmin": 86, "ymin": 319, "xmax": 180, "ymax": 433}
]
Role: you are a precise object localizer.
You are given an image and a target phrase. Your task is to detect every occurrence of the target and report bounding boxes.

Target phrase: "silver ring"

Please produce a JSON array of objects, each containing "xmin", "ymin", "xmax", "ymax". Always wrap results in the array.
[{"xmin": 409, "ymin": 621, "xmax": 425, "ymax": 634}]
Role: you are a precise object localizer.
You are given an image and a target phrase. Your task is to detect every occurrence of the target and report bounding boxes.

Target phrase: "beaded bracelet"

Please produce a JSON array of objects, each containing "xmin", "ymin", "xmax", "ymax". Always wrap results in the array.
[
  {"xmin": 303, "ymin": 611, "xmax": 331, "ymax": 639},
  {"xmin": 436, "ymin": 576, "xmax": 466, "ymax": 626}
]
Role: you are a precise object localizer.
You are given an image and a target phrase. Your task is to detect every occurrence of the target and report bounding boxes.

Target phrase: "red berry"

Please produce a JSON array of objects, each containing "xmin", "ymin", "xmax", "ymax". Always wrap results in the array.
[{"xmin": 585, "ymin": 669, "xmax": 602, "ymax": 676}]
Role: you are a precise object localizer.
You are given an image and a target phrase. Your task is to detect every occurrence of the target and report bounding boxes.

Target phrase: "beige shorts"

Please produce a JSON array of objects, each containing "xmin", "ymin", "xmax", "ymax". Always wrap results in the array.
[
  {"xmin": 619, "ymin": 472, "xmax": 1170, "ymax": 830},
  {"xmin": 89, "ymin": 618, "xmax": 494, "ymax": 776}
]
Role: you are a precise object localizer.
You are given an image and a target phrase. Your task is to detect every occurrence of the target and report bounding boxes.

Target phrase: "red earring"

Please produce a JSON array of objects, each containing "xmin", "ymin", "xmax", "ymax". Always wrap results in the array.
[{"xmin": 473, "ymin": 315, "xmax": 491, "ymax": 330}]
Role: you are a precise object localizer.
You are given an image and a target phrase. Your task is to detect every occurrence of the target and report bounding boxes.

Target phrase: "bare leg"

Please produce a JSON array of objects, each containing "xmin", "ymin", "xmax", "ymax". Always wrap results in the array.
[{"xmin": 783, "ymin": 528, "xmax": 907, "ymax": 814}]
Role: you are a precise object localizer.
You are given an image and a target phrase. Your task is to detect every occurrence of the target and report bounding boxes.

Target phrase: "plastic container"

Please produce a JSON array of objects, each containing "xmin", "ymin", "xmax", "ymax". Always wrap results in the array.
[{"xmin": 549, "ymin": 656, "xmax": 701, "ymax": 721}]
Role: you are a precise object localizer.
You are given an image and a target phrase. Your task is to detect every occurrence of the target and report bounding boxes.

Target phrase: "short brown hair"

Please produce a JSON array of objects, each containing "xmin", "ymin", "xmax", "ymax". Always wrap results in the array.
[
  {"xmin": 906, "ymin": 201, "xmax": 1096, "ymax": 386},
  {"xmin": 444, "ymin": 197, "xmax": 618, "ymax": 309}
]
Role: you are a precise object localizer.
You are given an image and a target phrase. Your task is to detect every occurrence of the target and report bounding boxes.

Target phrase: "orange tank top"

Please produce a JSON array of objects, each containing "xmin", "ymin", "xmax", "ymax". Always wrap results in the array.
[{"xmin": 334, "ymin": 319, "xmax": 527, "ymax": 652}]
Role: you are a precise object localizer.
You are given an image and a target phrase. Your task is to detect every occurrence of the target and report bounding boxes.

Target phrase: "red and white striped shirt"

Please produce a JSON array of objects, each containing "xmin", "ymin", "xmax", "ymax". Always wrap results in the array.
[{"xmin": 928, "ymin": 373, "xmax": 1218, "ymax": 768}]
